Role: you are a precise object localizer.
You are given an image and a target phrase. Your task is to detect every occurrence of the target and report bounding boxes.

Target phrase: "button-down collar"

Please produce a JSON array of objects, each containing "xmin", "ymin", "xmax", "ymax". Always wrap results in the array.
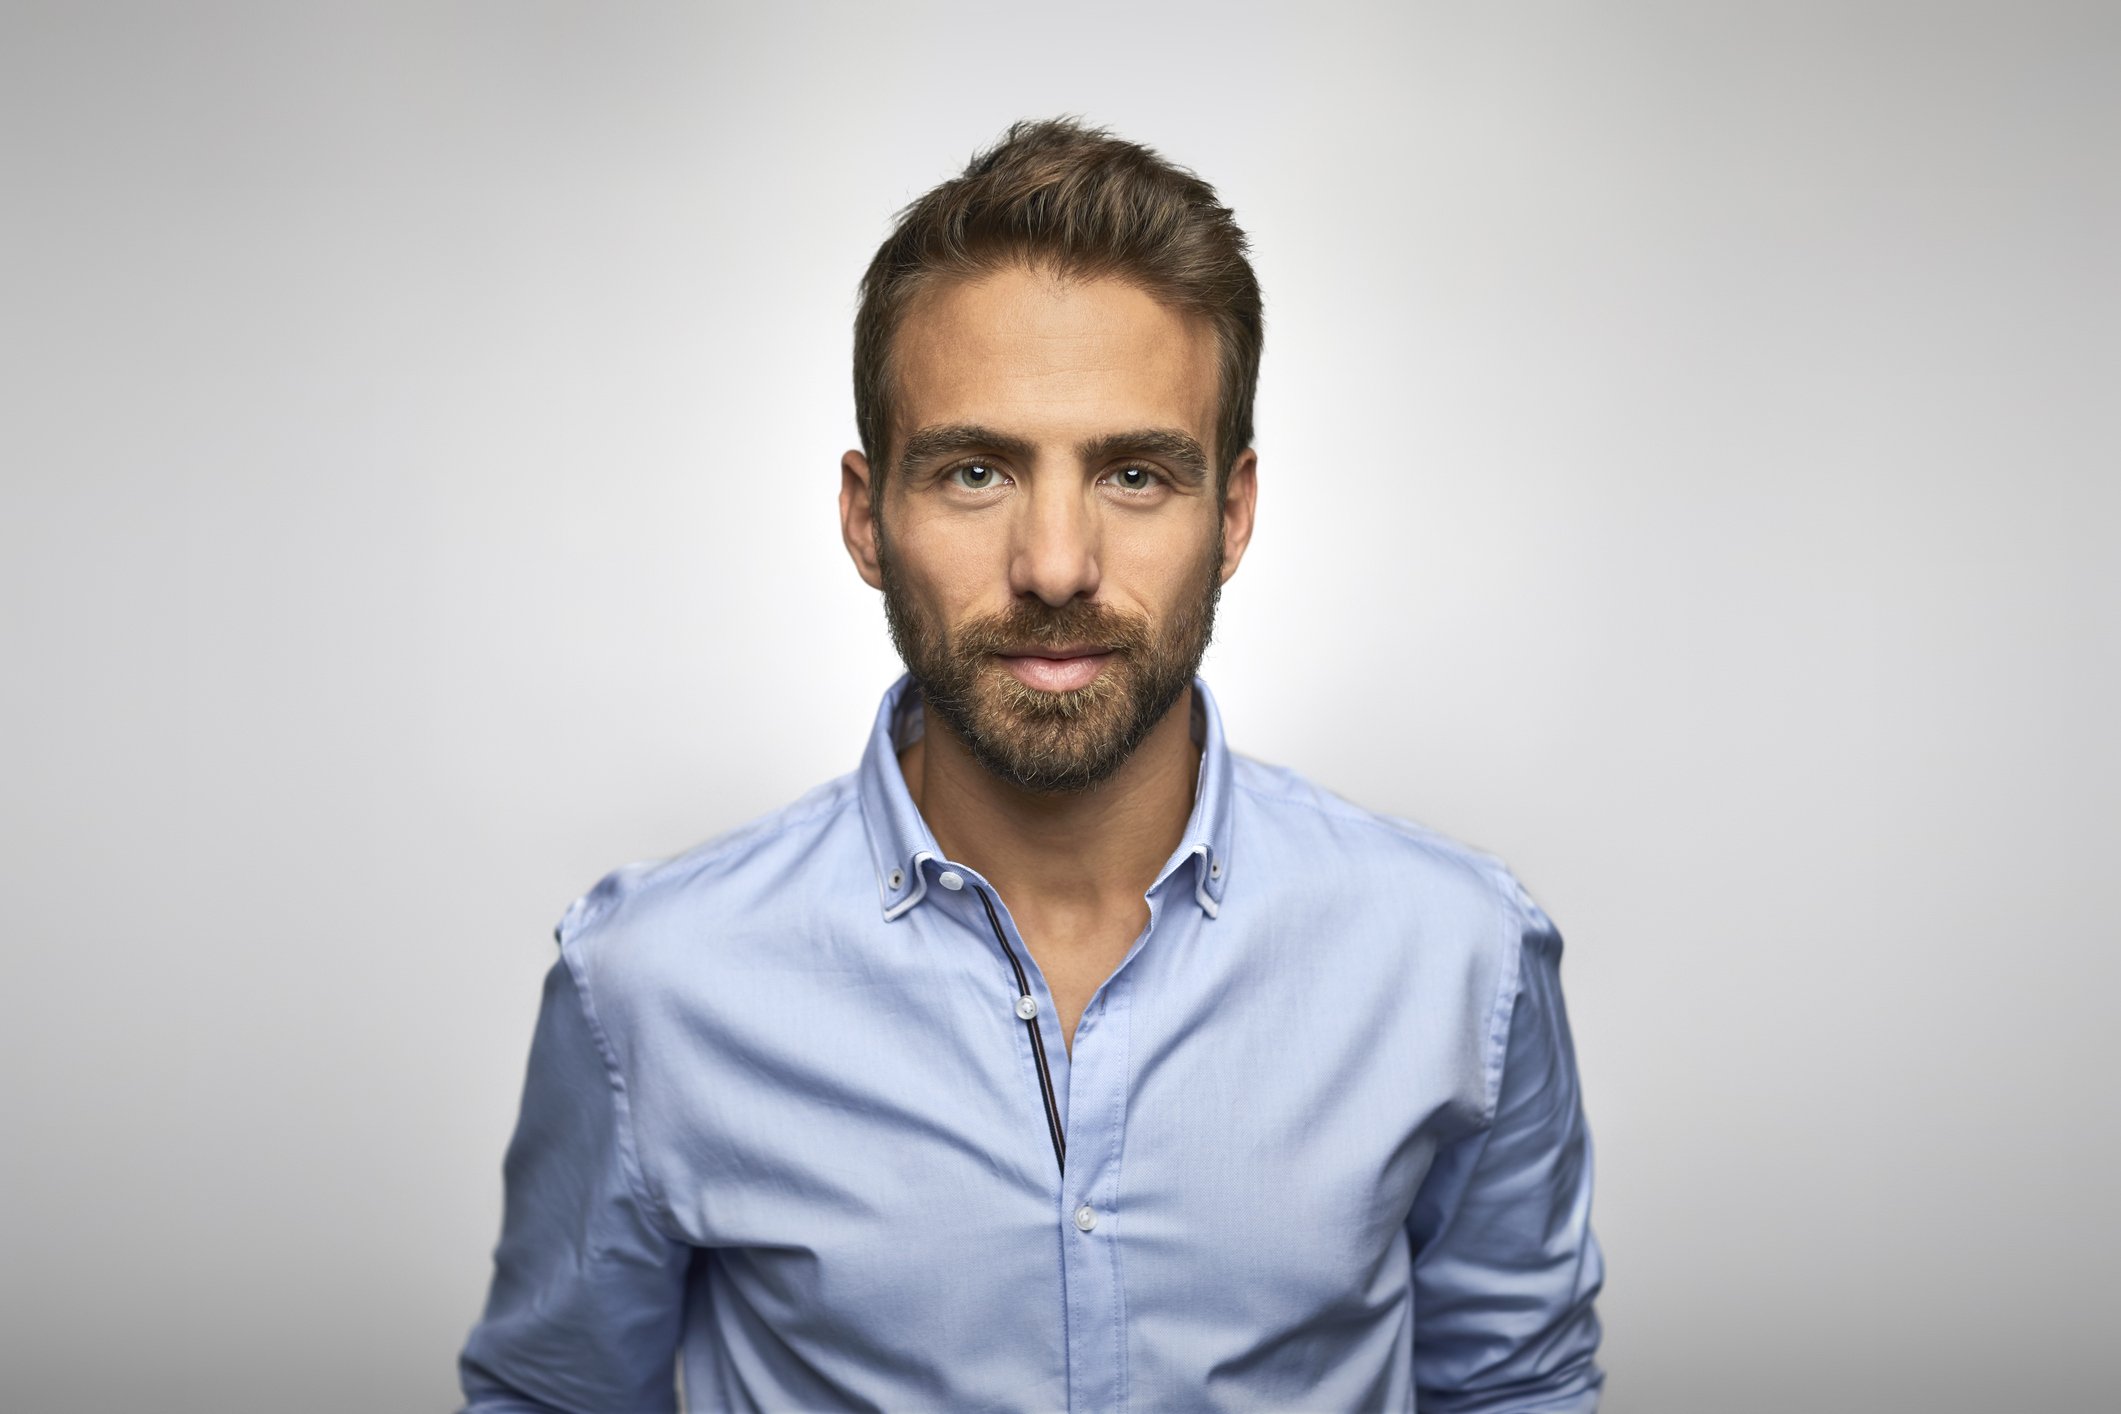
[{"xmin": 857, "ymin": 672, "xmax": 1234, "ymax": 922}]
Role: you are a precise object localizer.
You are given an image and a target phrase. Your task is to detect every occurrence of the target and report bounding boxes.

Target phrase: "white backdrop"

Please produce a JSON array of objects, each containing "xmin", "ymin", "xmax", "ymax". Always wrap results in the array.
[{"xmin": 2, "ymin": 4, "xmax": 2114, "ymax": 1411}]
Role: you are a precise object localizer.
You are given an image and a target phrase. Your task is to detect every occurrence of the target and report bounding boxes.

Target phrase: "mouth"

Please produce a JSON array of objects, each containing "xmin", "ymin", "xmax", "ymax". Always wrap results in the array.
[{"xmin": 994, "ymin": 647, "xmax": 1115, "ymax": 693}]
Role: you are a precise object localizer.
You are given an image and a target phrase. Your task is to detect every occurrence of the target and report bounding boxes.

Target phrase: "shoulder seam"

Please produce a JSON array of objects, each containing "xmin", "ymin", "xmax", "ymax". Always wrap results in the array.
[
  {"xmin": 1480, "ymin": 881, "xmax": 1531, "ymax": 1128},
  {"xmin": 557, "ymin": 941, "xmax": 684, "ymax": 1243}
]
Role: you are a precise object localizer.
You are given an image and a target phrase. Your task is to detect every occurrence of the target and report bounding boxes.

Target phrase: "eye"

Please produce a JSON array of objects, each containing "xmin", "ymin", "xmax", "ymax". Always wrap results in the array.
[
  {"xmin": 947, "ymin": 461, "xmax": 1004, "ymax": 490},
  {"xmin": 1107, "ymin": 464, "xmax": 1160, "ymax": 493}
]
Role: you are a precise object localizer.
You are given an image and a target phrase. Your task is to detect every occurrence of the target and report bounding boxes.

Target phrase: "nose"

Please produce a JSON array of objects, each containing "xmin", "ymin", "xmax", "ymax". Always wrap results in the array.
[{"xmin": 1008, "ymin": 477, "xmax": 1101, "ymax": 607}]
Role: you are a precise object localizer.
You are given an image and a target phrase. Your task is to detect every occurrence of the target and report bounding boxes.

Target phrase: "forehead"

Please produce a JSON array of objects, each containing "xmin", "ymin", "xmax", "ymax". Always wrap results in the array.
[{"xmin": 890, "ymin": 264, "xmax": 1219, "ymax": 455}]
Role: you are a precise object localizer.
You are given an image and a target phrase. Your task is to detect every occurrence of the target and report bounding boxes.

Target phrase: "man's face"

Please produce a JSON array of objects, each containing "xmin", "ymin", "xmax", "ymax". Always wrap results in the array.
[{"xmin": 840, "ymin": 262, "xmax": 1257, "ymax": 794}]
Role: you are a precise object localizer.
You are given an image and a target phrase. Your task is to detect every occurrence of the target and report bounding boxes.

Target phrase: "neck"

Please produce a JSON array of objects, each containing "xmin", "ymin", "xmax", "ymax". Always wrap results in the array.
[{"xmin": 899, "ymin": 686, "xmax": 1202, "ymax": 915}]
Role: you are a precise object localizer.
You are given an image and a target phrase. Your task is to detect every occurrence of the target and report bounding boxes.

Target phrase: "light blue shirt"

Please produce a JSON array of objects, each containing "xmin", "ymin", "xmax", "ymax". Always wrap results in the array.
[{"xmin": 459, "ymin": 676, "xmax": 1604, "ymax": 1412}]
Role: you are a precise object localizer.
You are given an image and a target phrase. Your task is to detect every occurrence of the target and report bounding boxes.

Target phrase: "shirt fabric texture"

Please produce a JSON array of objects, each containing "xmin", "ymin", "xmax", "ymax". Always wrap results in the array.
[{"xmin": 459, "ymin": 675, "xmax": 1605, "ymax": 1412}]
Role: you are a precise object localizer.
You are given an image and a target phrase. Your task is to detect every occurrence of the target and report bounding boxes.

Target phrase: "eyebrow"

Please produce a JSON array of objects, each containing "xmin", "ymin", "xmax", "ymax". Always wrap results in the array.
[
  {"xmin": 898, "ymin": 424, "xmax": 1036, "ymax": 479},
  {"xmin": 898, "ymin": 423, "xmax": 1210, "ymax": 487},
  {"xmin": 1077, "ymin": 429, "xmax": 1210, "ymax": 487}
]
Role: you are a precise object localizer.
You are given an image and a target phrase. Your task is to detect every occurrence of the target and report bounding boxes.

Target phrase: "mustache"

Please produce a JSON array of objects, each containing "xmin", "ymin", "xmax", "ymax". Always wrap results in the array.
[{"xmin": 952, "ymin": 600, "xmax": 1152, "ymax": 657}]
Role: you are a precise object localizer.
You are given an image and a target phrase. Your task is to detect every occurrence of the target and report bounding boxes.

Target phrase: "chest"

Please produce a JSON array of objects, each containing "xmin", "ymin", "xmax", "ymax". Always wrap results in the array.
[{"xmin": 640, "ymin": 904, "xmax": 1489, "ymax": 1380}]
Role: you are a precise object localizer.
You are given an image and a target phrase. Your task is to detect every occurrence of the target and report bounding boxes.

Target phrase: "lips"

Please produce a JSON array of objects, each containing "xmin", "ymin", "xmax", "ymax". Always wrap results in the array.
[{"xmin": 996, "ymin": 649, "xmax": 1114, "ymax": 693}]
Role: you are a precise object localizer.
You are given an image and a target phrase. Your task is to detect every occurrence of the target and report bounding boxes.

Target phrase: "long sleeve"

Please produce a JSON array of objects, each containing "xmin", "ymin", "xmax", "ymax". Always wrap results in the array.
[
  {"xmin": 1405, "ymin": 885, "xmax": 1606, "ymax": 1412},
  {"xmin": 458, "ymin": 948, "xmax": 692, "ymax": 1414}
]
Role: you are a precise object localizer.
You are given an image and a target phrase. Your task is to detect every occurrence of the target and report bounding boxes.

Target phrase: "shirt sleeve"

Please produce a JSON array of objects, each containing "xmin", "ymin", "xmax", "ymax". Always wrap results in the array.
[
  {"xmin": 1405, "ymin": 882, "xmax": 1606, "ymax": 1413},
  {"xmin": 458, "ymin": 948, "xmax": 692, "ymax": 1414}
]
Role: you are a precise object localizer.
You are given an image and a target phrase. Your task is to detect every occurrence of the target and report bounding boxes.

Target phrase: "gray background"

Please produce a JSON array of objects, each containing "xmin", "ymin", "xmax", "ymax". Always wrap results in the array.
[{"xmin": 3, "ymin": 3, "xmax": 2114, "ymax": 1411}]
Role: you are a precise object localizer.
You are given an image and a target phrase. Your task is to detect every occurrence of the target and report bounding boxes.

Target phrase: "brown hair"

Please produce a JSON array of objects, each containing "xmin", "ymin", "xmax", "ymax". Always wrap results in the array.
[{"xmin": 854, "ymin": 117, "xmax": 1263, "ymax": 493}]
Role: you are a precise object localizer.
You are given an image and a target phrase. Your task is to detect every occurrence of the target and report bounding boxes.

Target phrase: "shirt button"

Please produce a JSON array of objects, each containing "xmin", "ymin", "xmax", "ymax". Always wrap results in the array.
[
  {"xmin": 938, "ymin": 870, "xmax": 964, "ymax": 891},
  {"xmin": 1073, "ymin": 1203, "xmax": 1097, "ymax": 1232},
  {"xmin": 887, "ymin": 869, "xmax": 904, "ymax": 891},
  {"xmin": 1014, "ymin": 994, "xmax": 1038, "ymax": 1020}
]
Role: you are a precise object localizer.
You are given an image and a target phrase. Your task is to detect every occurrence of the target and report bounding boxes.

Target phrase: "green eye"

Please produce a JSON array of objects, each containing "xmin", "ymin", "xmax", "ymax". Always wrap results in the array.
[
  {"xmin": 950, "ymin": 462, "xmax": 999, "ymax": 490},
  {"xmin": 1112, "ymin": 466, "xmax": 1154, "ymax": 491}
]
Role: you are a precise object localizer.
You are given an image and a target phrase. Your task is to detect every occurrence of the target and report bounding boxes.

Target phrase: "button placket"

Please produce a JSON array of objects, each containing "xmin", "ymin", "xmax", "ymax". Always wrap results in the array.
[{"xmin": 1053, "ymin": 946, "xmax": 1136, "ymax": 1412}]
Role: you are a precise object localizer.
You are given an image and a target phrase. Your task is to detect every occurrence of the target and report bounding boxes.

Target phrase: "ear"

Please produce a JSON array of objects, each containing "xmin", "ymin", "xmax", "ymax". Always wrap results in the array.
[
  {"xmin": 840, "ymin": 449, "xmax": 885, "ymax": 590},
  {"xmin": 1216, "ymin": 448, "xmax": 1259, "ymax": 584}
]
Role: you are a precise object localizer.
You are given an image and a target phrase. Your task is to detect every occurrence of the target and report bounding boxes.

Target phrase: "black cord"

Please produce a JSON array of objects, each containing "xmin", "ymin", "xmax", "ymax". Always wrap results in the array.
[{"xmin": 973, "ymin": 884, "xmax": 1066, "ymax": 1176}]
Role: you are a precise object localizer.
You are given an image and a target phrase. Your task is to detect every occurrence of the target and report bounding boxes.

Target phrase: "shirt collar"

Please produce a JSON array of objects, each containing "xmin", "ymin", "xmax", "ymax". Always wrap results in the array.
[{"xmin": 856, "ymin": 672, "xmax": 1235, "ymax": 921}]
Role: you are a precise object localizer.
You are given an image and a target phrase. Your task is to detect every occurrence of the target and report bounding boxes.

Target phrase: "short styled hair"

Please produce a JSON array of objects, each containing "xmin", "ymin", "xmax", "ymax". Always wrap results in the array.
[{"xmin": 853, "ymin": 117, "xmax": 1264, "ymax": 493}]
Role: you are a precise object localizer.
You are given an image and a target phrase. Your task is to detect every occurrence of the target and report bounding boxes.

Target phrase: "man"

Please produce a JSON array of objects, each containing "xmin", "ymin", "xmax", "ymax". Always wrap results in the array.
[{"xmin": 459, "ymin": 117, "xmax": 1604, "ymax": 1412}]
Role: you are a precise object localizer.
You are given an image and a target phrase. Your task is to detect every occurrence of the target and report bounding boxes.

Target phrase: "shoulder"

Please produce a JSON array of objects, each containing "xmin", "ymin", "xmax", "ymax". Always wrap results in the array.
[
  {"xmin": 1231, "ymin": 752, "xmax": 1559, "ymax": 1021},
  {"xmin": 1230, "ymin": 753, "xmax": 1551, "ymax": 941},
  {"xmin": 551, "ymin": 773, "xmax": 866, "ymax": 1000},
  {"xmin": 1229, "ymin": 752, "xmax": 1564, "ymax": 1120}
]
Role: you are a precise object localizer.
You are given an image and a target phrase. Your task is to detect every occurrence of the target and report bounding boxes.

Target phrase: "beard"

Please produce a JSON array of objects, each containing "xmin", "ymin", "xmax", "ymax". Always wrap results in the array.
[{"xmin": 877, "ymin": 524, "xmax": 1224, "ymax": 795}]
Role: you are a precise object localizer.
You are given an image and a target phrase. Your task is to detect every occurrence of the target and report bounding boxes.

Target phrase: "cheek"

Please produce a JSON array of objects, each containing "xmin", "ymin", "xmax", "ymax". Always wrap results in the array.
[
  {"xmin": 887, "ymin": 512, "xmax": 1007, "ymax": 615},
  {"xmin": 1106, "ymin": 514, "xmax": 1220, "ymax": 598}
]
